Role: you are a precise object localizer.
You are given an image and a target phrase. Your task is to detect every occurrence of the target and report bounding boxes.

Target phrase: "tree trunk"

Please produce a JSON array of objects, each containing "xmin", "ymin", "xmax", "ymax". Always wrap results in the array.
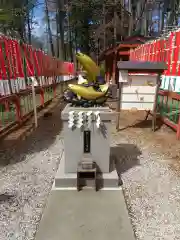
[
  {"xmin": 18, "ymin": 27, "xmax": 25, "ymax": 42},
  {"xmin": 56, "ymin": 10, "xmax": 60, "ymax": 58},
  {"xmin": 84, "ymin": 21, "xmax": 90, "ymax": 55},
  {"xmin": 45, "ymin": 0, "xmax": 55, "ymax": 56},
  {"xmin": 114, "ymin": 0, "xmax": 117, "ymax": 46},
  {"xmin": 56, "ymin": 0, "xmax": 65, "ymax": 60},
  {"xmin": 27, "ymin": 13, "xmax": 31, "ymax": 44},
  {"xmin": 103, "ymin": 3, "xmax": 106, "ymax": 50},
  {"xmin": 166, "ymin": 0, "xmax": 176, "ymax": 26},
  {"xmin": 26, "ymin": 0, "xmax": 31, "ymax": 44},
  {"xmin": 69, "ymin": 30, "xmax": 73, "ymax": 62}
]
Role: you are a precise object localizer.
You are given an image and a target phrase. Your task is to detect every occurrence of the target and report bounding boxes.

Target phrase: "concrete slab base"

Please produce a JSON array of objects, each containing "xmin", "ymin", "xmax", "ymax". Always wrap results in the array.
[
  {"xmin": 54, "ymin": 153, "xmax": 120, "ymax": 189},
  {"xmin": 35, "ymin": 189, "xmax": 135, "ymax": 240}
]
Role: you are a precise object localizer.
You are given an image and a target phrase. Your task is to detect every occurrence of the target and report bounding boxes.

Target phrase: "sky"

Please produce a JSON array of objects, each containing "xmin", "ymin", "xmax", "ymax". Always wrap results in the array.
[{"xmin": 32, "ymin": 0, "xmax": 45, "ymax": 37}]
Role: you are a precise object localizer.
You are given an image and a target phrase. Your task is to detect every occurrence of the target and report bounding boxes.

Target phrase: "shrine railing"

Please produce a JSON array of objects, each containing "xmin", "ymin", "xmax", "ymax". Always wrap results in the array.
[
  {"xmin": 0, "ymin": 35, "xmax": 75, "ymax": 137},
  {"xmin": 130, "ymin": 30, "xmax": 180, "ymax": 139}
]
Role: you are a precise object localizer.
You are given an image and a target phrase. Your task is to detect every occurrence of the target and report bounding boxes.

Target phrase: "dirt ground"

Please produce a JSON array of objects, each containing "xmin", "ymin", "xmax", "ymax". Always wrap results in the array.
[
  {"xmin": 107, "ymin": 97, "xmax": 180, "ymax": 169},
  {"xmin": 0, "ymin": 96, "xmax": 65, "ymax": 165},
  {"xmin": 115, "ymin": 110, "xmax": 180, "ymax": 168}
]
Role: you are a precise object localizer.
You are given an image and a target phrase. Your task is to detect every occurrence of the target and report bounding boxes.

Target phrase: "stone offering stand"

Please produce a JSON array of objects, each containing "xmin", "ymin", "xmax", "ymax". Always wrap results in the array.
[{"xmin": 54, "ymin": 103, "xmax": 117, "ymax": 190}]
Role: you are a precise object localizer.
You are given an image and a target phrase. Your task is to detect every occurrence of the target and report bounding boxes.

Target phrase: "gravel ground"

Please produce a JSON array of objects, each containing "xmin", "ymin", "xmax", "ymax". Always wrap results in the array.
[
  {"xmin": 111, "ymin": 111, "xmax": 180, "ymax": 240},
  {"xmin": 0, "ymin": 101, "xmax": 65, "ymax": 240},
  {"xmin": 1, "ymin": 107, "xmax": 180, "ymax": 240}
]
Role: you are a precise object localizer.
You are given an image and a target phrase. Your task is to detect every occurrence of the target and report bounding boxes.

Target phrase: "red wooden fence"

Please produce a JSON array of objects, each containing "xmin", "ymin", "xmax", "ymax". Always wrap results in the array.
[
  {"xmin": 130, "ymin": 30, "xmax": 180, "ymax": 139},
  {"xmin": 0, "ymin": 35, "xmax": 75, "ymax": 136}
]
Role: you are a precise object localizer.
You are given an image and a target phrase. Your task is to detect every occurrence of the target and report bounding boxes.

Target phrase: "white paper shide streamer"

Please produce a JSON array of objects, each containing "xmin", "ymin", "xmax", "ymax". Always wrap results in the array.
[
  {"xmin": 68, "ymin": 111, "xmax": 75, "ymax": 129},
  {"xmin": 68, "ymin": 111, "xmax": 101, "ymax": 129},
  {"xmin": 86, "ymin": 111, "xmax": 93, "ymax": 129},
  {"xmin": 77, "ymin": 111, "xmax": 85, "ymax": 129},
  {"xmin": 94, "ymin": 111, "xmax": 101, "ymax": 128}
]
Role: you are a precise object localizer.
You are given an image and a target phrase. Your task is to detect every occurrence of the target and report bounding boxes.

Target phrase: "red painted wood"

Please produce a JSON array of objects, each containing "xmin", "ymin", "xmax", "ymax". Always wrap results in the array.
[
  {"xmin": 161, "ymin": 116, "xmax": 177, "ymax": 131},
  {"xmin": 158, "ymin": 90, "xmax": 180, "ymax": 101}
]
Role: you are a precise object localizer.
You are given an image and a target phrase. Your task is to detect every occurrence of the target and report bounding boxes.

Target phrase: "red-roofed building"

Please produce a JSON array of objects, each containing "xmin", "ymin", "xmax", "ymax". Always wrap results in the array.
[{"xmin": 99, "ymin": 35, "xmax": 156, "ymax": 84}]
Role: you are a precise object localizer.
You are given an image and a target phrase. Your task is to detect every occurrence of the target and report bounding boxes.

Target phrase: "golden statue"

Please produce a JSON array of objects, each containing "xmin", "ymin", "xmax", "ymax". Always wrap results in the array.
[{"xmin": 64, "ymin": 52, "xmax": 110, "ymax": 107}]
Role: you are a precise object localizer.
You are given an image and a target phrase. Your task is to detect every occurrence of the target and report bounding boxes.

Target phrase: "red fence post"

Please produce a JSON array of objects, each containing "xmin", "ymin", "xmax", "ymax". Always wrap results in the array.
[
  {"xmin": 14, "ymin": 96, "xmax": 22, "ymax": 123},
  {"xmin": 40, "ymin": 87, "xmax": 45, "ymax": 106},
  {"xmin": 53, "ymin": 84, "xmax": 56, "ymax": 98},
  {"xmin": 176, "ymin": 115, "xmax": 180, "ymax": 139},
  {"xmin": 4, "ymin": 100, "xmax": 10, "ymax": 111}
]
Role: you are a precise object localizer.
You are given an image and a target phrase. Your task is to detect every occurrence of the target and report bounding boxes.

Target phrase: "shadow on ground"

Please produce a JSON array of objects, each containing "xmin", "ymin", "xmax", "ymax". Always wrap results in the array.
[
  {"xmin": 110, "ymin": 143, "xmax": 141, "ymax": 179},
  {"xmin": 119, "ymin": 118, "xmax": 163, "ymax": 131},
  {"xmin": 0, "ymin": 101, "xmax": 65, "ymax": 166}
]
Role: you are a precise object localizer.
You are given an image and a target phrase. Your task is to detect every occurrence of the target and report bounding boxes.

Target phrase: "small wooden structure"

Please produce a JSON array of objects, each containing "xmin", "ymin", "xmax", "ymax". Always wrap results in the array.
[
  {"xmin": 99, "ymin": 35, "xmax": 155, "ymax": 84},
  {"xmin": 117, "ymin": 61, "xmax": 168, "ymax": 131}
]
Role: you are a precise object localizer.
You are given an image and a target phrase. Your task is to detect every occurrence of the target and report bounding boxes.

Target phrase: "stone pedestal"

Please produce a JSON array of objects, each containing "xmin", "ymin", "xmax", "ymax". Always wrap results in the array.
[
  {"xmin": 54, "ymin": 104, "xmax": 119, "ymax": 188},
  {"xmin": 62, "ymin": 104, "xmax": 114, "ymax": 173},
  {"xmin": 109, "ymin": 84, "xmax": 118, "ymax": 99}
]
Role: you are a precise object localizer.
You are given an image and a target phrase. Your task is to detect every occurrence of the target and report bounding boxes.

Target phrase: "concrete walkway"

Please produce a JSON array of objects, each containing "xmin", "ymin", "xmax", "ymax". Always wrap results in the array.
[{"xmin": 35, "ymin": 189, "xmax": 135, "ymax": 240}]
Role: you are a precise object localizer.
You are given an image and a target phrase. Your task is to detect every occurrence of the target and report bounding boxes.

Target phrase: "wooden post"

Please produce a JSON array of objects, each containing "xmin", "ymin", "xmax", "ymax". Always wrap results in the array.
[
  {"xmin": 112, "ymin": 51, "xmax": 117, "ymax": 84},
  {"xmin": 176, "ymin": 112, "xmax": 180, "ymax": 140},
  {"xmin": 32, "ymin": 79, "xmax": 38, "ymax": 128},
  {"xmin": 152, "ymin": 73, "xmax": 161, "ymax": 132},
  {"xmin": 116, "ymin": 82, "xmax": 123, "ymax": 131},
  {"xmin": 106, "ymin": 58, "xmax": 110, "ymax": 83},
  {"xmin": 40, "ymin": 88, "xmax": 45, "ymax": 106},
  {"xmin": 14, "ymin": 96, "xmax": 22, "ymax": 123},
  {"xmin": 116, "ymin": 63, "xmax": 127, "ymax": 131},
  {"xmin": 53, "ymin": 84, "xmax": 57, "ymax": 98}
]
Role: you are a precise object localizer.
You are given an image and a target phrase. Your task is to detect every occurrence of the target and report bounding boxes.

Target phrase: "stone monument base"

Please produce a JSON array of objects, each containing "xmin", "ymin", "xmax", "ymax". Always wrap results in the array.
[
  {"xmin": 54, "ymin": 153, "xmax": 120, "ymax": 189},
  {"xmin": 61, "ymin": 104, "xmax": 114, "ymax": 174}
]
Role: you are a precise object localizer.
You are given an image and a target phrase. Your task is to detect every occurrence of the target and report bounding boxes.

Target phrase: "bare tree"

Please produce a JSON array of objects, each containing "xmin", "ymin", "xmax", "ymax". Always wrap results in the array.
[{"xmin": 44, "ymin": 0, "xmax": 55, "ymax": 56}]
